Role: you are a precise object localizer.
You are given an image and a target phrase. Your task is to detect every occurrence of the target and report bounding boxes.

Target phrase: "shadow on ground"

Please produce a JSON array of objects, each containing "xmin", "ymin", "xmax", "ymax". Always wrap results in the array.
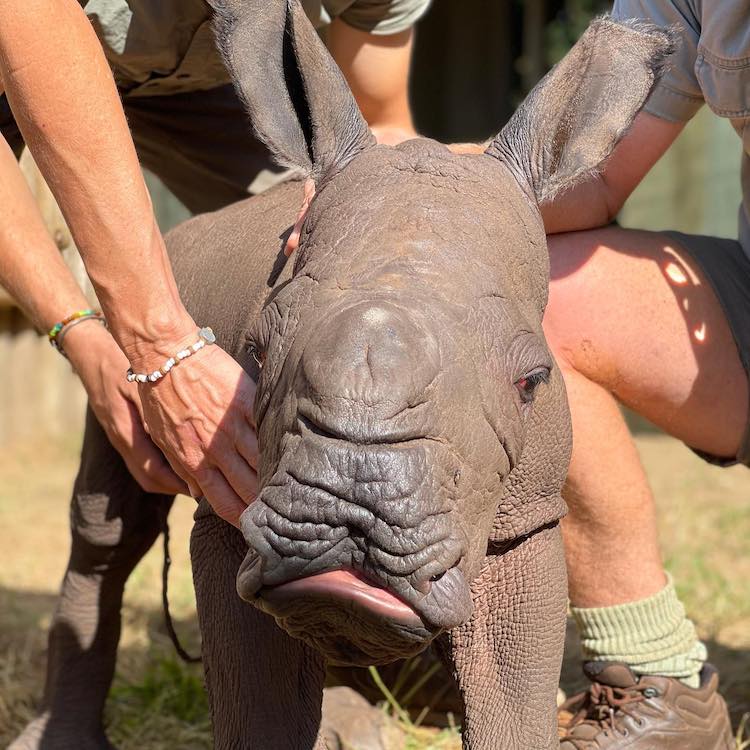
[{"xmin": 0, "ymin": 586, "xmax": 207, "ymax": 749}]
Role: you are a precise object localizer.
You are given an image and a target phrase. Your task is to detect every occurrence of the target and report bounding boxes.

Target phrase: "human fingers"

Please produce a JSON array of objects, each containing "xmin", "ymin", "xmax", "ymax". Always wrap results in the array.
[
  {"xmin": 193, "ymin": 466, "xmax": 249, "ymax": 528},
  {"xmin": 114, "ymin": 400, "xmax": 187, "ymax": 495},
  {"xmin": 284, "ymin": 178, "xmax": 315, "ymax": 256},
  {"xmin": 236, "ymin": 426, "xmax": 259, "ymax": 473}
]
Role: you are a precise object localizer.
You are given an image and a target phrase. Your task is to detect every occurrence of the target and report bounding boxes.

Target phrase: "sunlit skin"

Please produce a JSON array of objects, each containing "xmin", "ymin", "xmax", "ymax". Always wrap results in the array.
[
  {"xmin": 542, "ymin": 111, "xmax": 748, "ymax": 607},
  {"xmin": 663, "ymin": 253, "xmax": 713, "ymax": 342}
]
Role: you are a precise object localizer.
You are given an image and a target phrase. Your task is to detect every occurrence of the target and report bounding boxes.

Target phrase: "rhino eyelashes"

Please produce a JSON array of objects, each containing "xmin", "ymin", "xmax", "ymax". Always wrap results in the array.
[
  {"xmin": 515, "ymin": 365, "xmax": 551, "ymax": 404},
  {"xmin": 247, "ymin": 340, "xmax": 265, "ymax": 368}
]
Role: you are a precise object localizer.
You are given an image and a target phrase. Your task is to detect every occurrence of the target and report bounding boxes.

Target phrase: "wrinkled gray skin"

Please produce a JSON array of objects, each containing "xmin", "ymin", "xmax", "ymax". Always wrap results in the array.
[{"xmin": 12, "ymin": 4, "xmax": 673, "ymax": 749}]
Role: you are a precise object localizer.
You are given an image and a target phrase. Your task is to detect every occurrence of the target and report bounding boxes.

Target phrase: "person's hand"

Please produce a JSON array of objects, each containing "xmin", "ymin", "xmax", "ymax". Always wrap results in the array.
[
  {"xmin": 285, "ymin": 178, "xmax": 316, "ymax": 257},
  {"xmin": 64, "ymin": 321, "xmax": 187, "ymax": 496},
  {"xmin": 131, "ymin": 337, "xmax": 259, "ymax": 527}
]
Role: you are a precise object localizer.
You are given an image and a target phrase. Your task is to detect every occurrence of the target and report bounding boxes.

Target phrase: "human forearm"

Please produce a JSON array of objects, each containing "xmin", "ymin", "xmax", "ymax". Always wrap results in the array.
[
  {"xmin": 543, "ymin": 112, "xmax": 685, "ymax": 235},
  {"xmin": 328, "ymin": 19, "xmax": 416, "ymax": 139},
  {"xmin": 0, "ymin": 134, "xmax": 89, "ymax": 333},
  {"xmin": 0, "ymin": 132, "xmax": 185, "ymax": 493},
  {"xmin": 0, "ymin": 0, "xmax": 193, "ymax": 365},
  {"xmin": 541, "ymin": 174, "xmax": 617, "ymax": 235}
]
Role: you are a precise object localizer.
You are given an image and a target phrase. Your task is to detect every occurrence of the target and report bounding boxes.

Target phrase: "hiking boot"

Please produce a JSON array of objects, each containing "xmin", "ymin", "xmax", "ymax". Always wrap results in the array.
[{"xmin": 558, "ymin": 661, "xmax": 734, "ymax": 749}]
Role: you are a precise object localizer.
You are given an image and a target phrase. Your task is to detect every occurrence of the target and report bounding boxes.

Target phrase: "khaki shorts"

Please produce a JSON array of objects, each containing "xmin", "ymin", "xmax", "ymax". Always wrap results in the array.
[
  {"xmin": 665, "ymin": 231, "xmax": 750, "ymax": 467},
  {"xmin": 0, "ymin": 84, "xmax": 289, "ymax": 214}
]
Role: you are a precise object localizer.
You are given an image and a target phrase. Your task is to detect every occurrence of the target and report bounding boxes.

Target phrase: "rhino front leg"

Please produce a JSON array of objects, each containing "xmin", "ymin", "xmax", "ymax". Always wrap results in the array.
[
  {"xmin": 11, "ymin": 409, "xmax": 173, "ymax": 750},
  {"xmin": 440, "ymin": 522, "xmax": 567, "ymax": 750},
  {"xmin": 191, "ymin": 500, "xmax": 328, "ymax": 749}
]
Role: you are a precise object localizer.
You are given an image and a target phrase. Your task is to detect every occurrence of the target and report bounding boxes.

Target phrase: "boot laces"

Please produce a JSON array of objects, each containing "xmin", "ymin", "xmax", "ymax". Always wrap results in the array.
[{"xmin": 560, "ymin": 681, "xmax": 654, "ymax": 747}]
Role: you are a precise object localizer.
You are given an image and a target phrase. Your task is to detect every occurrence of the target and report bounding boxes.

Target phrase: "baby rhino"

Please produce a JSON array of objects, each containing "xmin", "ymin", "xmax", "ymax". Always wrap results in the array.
[{"xmin": 12, "ymin": 2, "xmax": 673, "ymax": 749}]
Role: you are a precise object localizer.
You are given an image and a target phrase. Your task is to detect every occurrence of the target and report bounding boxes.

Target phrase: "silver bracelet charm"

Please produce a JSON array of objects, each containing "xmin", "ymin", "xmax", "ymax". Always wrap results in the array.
[{"xmin": 126, "ymin": 326, "xmax": 217, "ymax": 384}]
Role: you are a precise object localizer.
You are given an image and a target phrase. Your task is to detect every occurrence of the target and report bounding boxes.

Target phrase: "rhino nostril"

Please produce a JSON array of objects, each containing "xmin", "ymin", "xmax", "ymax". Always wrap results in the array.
[
  {"xmin": 298, "ymin": 412, "xmax": 341, "ymax": 441},
  {"xmin": 426, "ymin": 555, "xmax": 464, "ymax": 585},
  {"xmin": 236, "ymin": 548, "xmax": 264, "ymax": 602}
]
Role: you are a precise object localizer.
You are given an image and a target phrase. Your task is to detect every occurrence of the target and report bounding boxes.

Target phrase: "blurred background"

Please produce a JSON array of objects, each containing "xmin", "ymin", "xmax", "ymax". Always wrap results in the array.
[{"xmin": 1, "ymin": 2, "xmax": 747, "ymax": 748}]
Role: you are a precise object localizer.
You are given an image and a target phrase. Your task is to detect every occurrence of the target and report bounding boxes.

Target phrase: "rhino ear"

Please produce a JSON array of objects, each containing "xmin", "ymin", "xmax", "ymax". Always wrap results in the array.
[
  {"xmin": 210, "ymin": 0, "xmax": 375, "ymax": 183},
  {"xmin": 485, "ymin": 16, "xmax": 675, "ymax": 205}
]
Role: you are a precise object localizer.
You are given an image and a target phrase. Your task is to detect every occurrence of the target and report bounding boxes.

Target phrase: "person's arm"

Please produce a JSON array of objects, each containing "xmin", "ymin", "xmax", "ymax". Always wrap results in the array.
[
  {"xmin": 541, "ymin": 112, "xmax": 685, "ymax": 234},
  {"xmin": 0, "ymin": 0, "xmax": 188, "ymax": 351},
  {"xmin": 328, "ymin": 18, "xmax": 416, "ymax": 144},
  {"xmin": 443, "ymin": 112, "xmax": 683, "ymax": 231},
  {"xmin": 0, "ymin": 0, "xmax": 256, "ymax": 524},
  {"xmin": 0, "ymin": 134, "xmax": 184, "ymax": 494}
]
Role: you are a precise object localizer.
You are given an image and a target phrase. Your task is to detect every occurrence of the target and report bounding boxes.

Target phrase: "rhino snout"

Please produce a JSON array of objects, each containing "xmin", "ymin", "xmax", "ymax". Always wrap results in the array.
[
  {"xmin": 234, "ymin": 428, "xmax": 473, "ymax": 663},
  {"xmin": 300, "ymin": 300, "xmax": 441, "ymax": 423}
]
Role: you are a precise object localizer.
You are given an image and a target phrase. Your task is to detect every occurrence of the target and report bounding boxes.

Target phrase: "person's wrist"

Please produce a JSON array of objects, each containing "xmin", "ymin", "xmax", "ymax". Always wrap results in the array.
[
  {"xmin": 87, "ymin": 224, "xmax": 198, "ymax": 370},
  {"xmin": 112, "ymin": 309, "xmax": 199, "ymax": 373},
  {"xmin": 62, "ymin": 316, "xmax": 120, "ymax": 373}
]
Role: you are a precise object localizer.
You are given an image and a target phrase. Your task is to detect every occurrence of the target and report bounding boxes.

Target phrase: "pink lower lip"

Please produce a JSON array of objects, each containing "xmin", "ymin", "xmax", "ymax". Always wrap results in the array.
[{"xmin": 264, "ymin": 569, "xmax": 423, "ymax": 626}]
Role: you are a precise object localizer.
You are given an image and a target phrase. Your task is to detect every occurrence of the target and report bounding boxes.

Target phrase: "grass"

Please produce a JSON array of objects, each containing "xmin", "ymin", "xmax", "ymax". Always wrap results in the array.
[{"xmin": 0, "ymin": 432, "xmax": 748, "ymax": 749}]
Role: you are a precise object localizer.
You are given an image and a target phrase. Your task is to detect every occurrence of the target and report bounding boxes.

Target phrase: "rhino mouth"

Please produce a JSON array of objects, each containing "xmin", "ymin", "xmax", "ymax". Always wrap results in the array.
[
  {"xmin": 260, "ymin": 568, "xmax": 424, "ymax": 627},
  {"xmin": 253, "ymin": 568, "xmax": 434, "ymax": 666}
]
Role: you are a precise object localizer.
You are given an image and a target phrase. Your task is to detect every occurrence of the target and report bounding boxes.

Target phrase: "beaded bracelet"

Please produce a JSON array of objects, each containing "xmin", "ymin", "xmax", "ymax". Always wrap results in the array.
[
  {"xmin": 48, "ymin": 309, "xmax": 106, "ymax": 355},
  {"xmin": 126, "ymin": 327, "xmax": 216, "ymax": 384},
  {"xmin": 56, "ymin": 314, "xmax": 108, "ymax": 358}
]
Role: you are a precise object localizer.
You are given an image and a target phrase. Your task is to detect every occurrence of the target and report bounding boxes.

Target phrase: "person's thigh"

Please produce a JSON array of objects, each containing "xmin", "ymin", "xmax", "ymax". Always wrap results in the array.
[
  {"xmin": 544, "ymin": 225, "xmax": 750, "ymax": 462},
  {"xmin": 124, "ymin": 85, "xmax": 292, "ymax": 215}
]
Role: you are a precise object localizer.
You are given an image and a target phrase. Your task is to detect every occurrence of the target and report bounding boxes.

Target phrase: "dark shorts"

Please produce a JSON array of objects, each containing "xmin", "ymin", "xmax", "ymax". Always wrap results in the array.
[
  {"xmin": 664, "ymin": 231, "xmax": 750, "ymax": 467},
  {"xmin": 0, "ymin": 84, "xmax": 289, "ymax": 215}
]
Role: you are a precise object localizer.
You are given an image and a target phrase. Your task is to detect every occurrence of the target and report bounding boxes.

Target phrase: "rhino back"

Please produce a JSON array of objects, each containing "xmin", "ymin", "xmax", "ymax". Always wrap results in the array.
[{"xmin": 164, "ymin": 179, "xmax": 303, "ymax": 361}]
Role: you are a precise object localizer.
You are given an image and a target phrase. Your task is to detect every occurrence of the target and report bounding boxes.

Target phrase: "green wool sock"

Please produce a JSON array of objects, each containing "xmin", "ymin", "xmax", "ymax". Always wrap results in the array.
[{"xmin": 570, "ymin": 574, "xmax": 707, "ymax": 688}]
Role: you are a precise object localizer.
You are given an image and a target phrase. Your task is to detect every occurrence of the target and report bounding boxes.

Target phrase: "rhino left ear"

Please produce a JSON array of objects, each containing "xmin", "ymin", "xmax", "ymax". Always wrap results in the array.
[
  {"xmin": 210, "ymin": 0, "xmax": 375, "ymax": 184},
  {"xmin": 485, "ymin": 16, "xmax": 675, "ymax": 205}
]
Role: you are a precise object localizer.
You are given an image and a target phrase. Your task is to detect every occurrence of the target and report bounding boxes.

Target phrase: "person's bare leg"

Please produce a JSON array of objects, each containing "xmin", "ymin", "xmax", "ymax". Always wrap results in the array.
[{"xmin": 544, "ymin": 226, "xmax": 748, "ymax": 608}]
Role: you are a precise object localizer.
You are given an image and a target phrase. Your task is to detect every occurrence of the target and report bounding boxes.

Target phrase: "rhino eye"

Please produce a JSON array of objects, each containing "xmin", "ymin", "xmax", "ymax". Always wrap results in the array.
[
  {"xmin": 247, "ymin": 340, "xmax": 266, "ymax": 369},
  {"xmin": 515, "ymin": 366, "xmax": 550, "ymax": 404}
]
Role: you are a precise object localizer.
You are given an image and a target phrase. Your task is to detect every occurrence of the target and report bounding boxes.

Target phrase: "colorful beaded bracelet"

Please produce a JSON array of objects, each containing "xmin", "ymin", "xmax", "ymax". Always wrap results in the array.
[
  {"xmin": 48, "ymin": 309, "xmax": 106, "ymax": 353},
  {"xmin": 48, "ymin": 309, "xmax": 97, "ymax": 341},
  {"xmin": 126, "ymin": 326, "xmax": 216, "ymax": 384},
  {"xmin": 55, "ymin": 314, "xmax": 108, "ymax": 358}
]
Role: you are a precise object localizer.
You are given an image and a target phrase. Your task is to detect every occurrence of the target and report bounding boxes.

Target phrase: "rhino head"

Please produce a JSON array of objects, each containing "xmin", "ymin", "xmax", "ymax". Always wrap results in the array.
[{"xmin": 211, "ymin": 1, "xmax": 673, "ymax": 666}]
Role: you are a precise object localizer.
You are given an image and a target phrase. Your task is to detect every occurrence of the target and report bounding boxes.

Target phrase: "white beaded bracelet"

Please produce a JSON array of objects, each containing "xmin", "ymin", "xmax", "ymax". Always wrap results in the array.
[{"xmin": 126, "ymin": 327, "xmax": 217, "ymax": 384}]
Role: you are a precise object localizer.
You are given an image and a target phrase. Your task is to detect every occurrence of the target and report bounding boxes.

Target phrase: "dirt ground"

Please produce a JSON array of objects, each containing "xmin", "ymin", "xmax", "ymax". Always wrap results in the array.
[{"xmin": 0, "ymin": 430, "xmax": 748, "ymax": 748}]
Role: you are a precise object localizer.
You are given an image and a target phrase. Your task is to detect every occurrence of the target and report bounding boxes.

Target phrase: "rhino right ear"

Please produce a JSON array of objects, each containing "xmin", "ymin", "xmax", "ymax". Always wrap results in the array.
[
  {"xmin": 210, "ymin": 0, "xmax": 375, "ymax": 183},
  {"xmin": 485, "ymin": 16, "xmax": 675, "ymax": 206}
]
